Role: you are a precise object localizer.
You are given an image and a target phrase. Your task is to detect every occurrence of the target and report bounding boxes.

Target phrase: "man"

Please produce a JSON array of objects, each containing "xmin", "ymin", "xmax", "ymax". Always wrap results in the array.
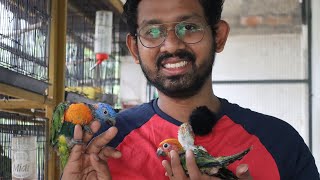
[{"xmin": 61, "ymin": 0, "xmax": 320, "ymax": 179}]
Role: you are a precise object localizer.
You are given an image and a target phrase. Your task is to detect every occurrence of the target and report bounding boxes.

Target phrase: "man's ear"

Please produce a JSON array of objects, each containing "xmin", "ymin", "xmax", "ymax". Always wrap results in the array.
[
  {"xmin": 214, "ymin": 20, "xmax": 230, "ymax": 53},
  {"xmin": 126, "ymin": 34, "xmax": 140, "ymax": 64}
]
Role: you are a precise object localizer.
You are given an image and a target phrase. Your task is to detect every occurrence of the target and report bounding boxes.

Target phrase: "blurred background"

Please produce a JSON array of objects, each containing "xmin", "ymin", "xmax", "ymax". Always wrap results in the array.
[{"xmin": 0, "ymin": 0, "xmax": 319, "ymax": 179}]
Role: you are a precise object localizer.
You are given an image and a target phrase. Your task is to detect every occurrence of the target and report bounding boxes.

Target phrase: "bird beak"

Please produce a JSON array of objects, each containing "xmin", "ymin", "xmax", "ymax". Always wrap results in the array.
[
  {"xmin": 156, "ymin": 148, "xmax": 166, "ymax": 157},
  {"xmin": 106, "ymin": 117, "xmax": 116, "ymax": 126}
]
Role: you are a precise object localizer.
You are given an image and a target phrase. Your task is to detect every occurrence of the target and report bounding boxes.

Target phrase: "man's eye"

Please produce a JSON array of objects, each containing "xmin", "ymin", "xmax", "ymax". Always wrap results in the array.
[
  {"xmin": 145, "ymin": 27, "xmax": 161, "ymax": 38},
  {"xmin": 181, "ymin": 23, "xmax": 199, "ymax": 32}
]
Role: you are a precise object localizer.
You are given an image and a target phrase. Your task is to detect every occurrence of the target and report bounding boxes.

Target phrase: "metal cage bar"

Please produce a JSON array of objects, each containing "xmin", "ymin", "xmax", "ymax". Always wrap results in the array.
[
  {"xmin": 0, "ymin": 111, "xmax": 47, "ymax": 180},
  {"xmin": 0, "ymin": 0, "xmax": 50, "ymax": 82}
]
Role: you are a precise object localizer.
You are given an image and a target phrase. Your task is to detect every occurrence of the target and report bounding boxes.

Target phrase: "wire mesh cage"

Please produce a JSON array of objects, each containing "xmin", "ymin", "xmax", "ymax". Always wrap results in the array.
[
  {"xmin": 0, "ymin": 0, "xmax": 50, "ymax": 82},
  {"xmin": 0, "ymin": 111, "xmax": 47, "ymax": 180},
  {"xmin": 65, "ymin": 0, "xmax": 121, "ymax": 106}
]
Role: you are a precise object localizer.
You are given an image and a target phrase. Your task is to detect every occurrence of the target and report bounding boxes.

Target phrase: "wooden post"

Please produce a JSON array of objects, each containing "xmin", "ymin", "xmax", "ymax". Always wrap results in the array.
[{"xmin": 46, "ymin": 0, "xmax": 67, "ymax": 179}]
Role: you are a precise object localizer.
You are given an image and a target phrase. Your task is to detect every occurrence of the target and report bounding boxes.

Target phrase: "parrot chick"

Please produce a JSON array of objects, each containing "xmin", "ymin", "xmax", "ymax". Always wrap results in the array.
[
  {"xmin": 50, "ymin": 101, "xmax": 117, "ymax": 169},
  {"xmin": 157, "ymin": 138, "xmax": 251, "ymax": 180},
  {"xmin": 157, "ymin": 122, "xmax": 252, "ymax": 179}
]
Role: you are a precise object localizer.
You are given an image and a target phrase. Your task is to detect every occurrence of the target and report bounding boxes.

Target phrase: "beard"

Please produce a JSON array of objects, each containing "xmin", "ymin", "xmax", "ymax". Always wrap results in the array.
[{"xmin": 138, "ymin": 49, "xmax": 215, "ymax": 99}]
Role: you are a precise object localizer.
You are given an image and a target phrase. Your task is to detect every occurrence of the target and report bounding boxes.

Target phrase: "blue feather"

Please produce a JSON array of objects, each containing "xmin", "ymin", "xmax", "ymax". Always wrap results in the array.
[{"xmin": 93, "ymin": 103, "xmax": 117, "ymax": 126}]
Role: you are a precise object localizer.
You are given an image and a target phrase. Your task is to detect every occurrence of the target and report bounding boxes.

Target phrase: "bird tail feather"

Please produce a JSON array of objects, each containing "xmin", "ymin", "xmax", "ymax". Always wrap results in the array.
[
  {"xmin": 57, "ymin": 135, "xmax": 70, "ymax": 170},
  {"xmin": 219, "ymin": 146, "xmax": 252, "ymax": 166}
]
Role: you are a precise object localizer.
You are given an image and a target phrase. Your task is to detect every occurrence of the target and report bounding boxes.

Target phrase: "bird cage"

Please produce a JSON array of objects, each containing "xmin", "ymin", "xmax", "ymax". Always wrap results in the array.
[
  {"xmin": 0, "ymin": 111, "xmax": 47, "ymax": 180},
  {"xmin": 65, "ymin": 0, "xmax": 121, "ymax": 106},
  {"xmin": 0, "ymin": 0, "xmax": 51, "ymax": 94}
]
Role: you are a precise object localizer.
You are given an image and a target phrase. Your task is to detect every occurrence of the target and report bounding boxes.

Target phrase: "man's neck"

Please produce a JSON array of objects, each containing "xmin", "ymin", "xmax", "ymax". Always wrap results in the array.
[{"xmin": 157, "ymin": 81, "xmax": 221, "ymax": 123}]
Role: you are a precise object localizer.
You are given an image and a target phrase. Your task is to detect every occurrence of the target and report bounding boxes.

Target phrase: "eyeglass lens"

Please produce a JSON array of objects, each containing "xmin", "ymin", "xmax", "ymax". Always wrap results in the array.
[{"xmin": 138, "ymin": 21, "xmax": 206, "ymax": 48}]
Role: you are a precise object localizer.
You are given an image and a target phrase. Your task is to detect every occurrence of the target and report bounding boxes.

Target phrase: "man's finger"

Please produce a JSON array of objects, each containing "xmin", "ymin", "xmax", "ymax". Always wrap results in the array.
[
  {"xmin": 169, "ymin": 150, "xmax": 187, "ymax": 179},
  {"xmin": 89, "ymin": 154, "xmax": 112, "ymax": 180},
  {"xmin": 162, "ymin": 160, "xmax": 174, "ymax": 178},
  {"xmin": 185, "ymin": 150, "xmax": 202, "ymax": 179},
  {"xmin": 98, "ymin": 146, "xmax": 122, "ymax": 161},
  {"xmin": 236, "ymin": 164, "xmax": 252, "ymax": 180},
  {"xmin": 86, "ymin": 127, "xmax": 118, "ymax": 154},
  {"xmin": 68, "ymin": 125, "xmax": 85, "ymax": 162},
  {"xmin": 83, "ymin": 121, "xmax": 101, "ymax": 143}
]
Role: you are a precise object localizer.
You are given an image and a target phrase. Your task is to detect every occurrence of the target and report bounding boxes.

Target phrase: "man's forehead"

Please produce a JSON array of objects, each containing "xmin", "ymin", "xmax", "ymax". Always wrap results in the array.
[
  {"xmin": 139, "ymin": 14, "xmax": 204, "ymax": 26},
  {"xmin": 137, "ymin": 0, "xmax": 205, "ymax": 25}
]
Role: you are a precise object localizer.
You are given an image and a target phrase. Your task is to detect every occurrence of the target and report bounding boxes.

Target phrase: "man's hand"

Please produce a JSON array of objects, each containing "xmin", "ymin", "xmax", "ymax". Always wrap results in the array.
[
  {"xmin": 61, "ymin": 121, "xmax": 121, "ymax": 180},
  {"xmin": 162, "ymin": 150, "xmax": 253, "ymax": 180}
]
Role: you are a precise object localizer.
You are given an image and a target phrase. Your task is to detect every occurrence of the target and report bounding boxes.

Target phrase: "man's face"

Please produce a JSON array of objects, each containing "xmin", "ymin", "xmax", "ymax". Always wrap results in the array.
[{"xmin": 133, "ymin": 0, "xmax": 216, "ymax": 98}]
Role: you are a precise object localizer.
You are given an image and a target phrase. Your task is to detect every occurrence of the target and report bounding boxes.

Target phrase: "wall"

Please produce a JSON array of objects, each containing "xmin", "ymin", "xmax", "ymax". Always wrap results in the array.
[
  {"xmin": 214, "ymin": 33, "xmax": 309, "ymax": 145},
  {"xmin": 311, "ymin": 0, "xmax": 320, "ymax": 170},
  {"xmin": 119, "ymin": 56, "xmax": 147, "ymax": 108}
]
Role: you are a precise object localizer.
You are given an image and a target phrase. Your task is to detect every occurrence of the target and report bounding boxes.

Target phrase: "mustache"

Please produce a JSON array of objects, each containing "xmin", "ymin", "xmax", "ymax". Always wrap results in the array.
[{"xmin": 156, "ymin": 50, "xmax": 196, "ymax": 67}]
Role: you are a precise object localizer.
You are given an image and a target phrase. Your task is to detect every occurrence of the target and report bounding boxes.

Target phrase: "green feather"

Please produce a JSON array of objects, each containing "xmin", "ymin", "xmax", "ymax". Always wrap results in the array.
[{"xmin": 50, "ymin": 102, "xmax": 69, "ymax": 146}]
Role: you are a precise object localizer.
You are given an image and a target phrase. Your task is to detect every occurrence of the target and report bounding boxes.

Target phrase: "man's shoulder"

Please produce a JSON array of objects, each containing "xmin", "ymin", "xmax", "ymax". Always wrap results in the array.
[
  {"xmin": 108, "ymin": 100, "xmax": 159, "ymax": 148},
  {"xmin": 117, "ymin": 100, "xmax": 155, "ymax": 121},
  {"xmin": 219, "ymin": 98, "xmax": 301, "ymax": 142},
  {"xmin": 219, "ymin": 98, "xmax": 320, "ymax": 179}
]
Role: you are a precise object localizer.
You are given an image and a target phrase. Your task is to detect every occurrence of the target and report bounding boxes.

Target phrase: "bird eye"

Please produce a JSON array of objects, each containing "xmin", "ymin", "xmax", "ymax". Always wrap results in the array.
[
  {"xmin": 103, "ymin": 108, "xmax": 109, "ymax": 115},
  {"xmin": 163, "ymin": 143, "xmax": 169, "ymax": 149}
]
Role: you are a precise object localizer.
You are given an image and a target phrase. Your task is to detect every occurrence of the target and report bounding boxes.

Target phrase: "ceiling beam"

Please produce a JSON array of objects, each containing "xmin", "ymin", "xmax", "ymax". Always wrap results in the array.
[{"xmin": 104, "ymin": 0, "xmax": 124, "ymax": 14}]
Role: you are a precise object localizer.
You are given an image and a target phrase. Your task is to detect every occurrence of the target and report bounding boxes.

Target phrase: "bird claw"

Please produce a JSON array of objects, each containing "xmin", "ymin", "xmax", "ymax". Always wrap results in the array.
[
  {"xmin": 83, "ymin": 125, "xmax": 93, "ymax": 135},
  {"xmin": 70, "ymin": 138, "xmax": 85, "ymax": 148}
]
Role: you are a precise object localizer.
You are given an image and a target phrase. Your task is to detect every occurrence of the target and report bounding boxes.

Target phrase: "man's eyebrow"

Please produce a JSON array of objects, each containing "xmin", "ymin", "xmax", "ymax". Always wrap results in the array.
[
  {"xmin": 177, "ymin": 14, "xmax": 203, "ymax": 21},
  {"xmin": 140, "ymin": 19, "xmax": 162, "ymax": 26},
  {"xmin": 139, "ymin": 13, "xmax": 203, "ymax": 26}
]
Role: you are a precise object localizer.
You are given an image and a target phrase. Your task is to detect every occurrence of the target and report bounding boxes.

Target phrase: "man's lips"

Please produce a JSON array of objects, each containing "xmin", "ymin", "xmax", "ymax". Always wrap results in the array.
[
  {"xmin": 156, "ymin": 50, "xmax": 196, "ymax": 69},
  {"xmin": 160, "ymin": 57, "xmax": 191, "ymax": 68},
  {"xmin": 163, "ymin": 61, "xmax": 188, "ymax": 69},
  {"xmin": 160, "ymin": 58, "xmax": 192, "ymax": 75}
]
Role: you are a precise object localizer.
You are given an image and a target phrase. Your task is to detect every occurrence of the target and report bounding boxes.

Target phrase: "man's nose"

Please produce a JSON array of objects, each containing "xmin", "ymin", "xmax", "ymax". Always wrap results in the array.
[{"xmin": 160, "ymin": 29, "xmax": 186, "ymax": 53}]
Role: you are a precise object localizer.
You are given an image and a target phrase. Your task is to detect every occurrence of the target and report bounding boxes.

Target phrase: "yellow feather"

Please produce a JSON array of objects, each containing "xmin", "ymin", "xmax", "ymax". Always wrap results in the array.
[{"xmin": 58, "ymin": 135, "xmax": 69, "ymax": 169}]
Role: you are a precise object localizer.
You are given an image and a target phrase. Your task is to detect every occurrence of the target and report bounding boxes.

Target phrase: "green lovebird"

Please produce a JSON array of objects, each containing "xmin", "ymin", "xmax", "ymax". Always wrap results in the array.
[
  {"xmin": 157, "ymin": 123, "xmax": 252, "ymax": 180},
  {"xmin": 50, "ymin": 102, "xmax": 117, "ymax": 169}
]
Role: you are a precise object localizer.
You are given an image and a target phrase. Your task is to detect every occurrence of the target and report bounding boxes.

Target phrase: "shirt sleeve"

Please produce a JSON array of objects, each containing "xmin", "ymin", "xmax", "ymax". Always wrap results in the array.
[{"xmin": 293, "ymin": 139, "xmax": 320, "ymax": 180}]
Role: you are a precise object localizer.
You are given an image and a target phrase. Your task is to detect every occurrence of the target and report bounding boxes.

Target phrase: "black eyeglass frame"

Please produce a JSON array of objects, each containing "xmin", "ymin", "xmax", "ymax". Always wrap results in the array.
[{"xmin": 134, "ymin": 21, "xmax": 210, "ymax": 48}]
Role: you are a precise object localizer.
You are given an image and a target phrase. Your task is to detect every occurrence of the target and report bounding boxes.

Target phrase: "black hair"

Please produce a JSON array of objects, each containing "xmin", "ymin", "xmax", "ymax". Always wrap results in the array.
[
  {"xmin": 122, "ymin": 0, "xmax": 140, "ymax": 38},
  {"xmin": 122, "ymin": 0, "xmax": 224, "ymax": 38}
]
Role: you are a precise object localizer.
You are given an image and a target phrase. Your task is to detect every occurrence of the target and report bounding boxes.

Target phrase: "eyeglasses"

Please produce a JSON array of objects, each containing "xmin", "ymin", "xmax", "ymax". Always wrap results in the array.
[{"xmin": 136, "ymin": 21, "xmax": 209, "ymax": 48}]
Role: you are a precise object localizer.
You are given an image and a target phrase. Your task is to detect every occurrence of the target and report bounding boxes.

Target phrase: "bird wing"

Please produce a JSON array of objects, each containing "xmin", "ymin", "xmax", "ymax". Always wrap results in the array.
[
  {"xmin": 213, "ymin": 146, "xmax": 252, "ymax": 167},
  {"xmin": 50, "ymin": 102, "xmax": 69, "ymax": 146}
]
